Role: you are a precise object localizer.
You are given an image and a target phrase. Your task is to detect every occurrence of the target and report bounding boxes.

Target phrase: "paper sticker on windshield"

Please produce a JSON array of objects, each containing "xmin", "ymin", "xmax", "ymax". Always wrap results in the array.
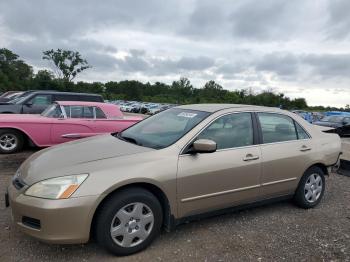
[{"xmin": 178, "ymin": 112, "xmax": 197, "ymax": 118}]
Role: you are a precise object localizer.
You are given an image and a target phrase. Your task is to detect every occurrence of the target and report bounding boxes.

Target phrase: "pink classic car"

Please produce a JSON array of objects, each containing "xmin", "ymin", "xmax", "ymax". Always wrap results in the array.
[{"xmin": 0, "ymin": 101, "xmax": 143, "ymax": 153}]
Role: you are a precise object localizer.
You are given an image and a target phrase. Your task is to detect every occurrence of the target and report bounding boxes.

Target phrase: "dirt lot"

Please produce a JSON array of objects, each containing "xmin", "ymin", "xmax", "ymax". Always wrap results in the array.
[{"xmin": 0, "ymin": 150, "xmax": 349, "ymax": 262}]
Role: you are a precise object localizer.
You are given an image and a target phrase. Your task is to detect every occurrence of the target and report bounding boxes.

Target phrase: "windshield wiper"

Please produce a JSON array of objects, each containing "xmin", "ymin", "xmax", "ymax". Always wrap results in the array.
[{"xmin": 117, "ymin": 133, "xmax": 142, "ymax": 146}]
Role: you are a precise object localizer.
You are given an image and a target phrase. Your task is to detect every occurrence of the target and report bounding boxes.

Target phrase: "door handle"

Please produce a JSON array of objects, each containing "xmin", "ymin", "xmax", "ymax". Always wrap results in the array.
[
  {"xmin": 300, "ymin": 145, "xmax": 312, "ymax": 152},
  {"xmin": 243, "ymin": 154, "xmax": 259, "ymax": 161}
]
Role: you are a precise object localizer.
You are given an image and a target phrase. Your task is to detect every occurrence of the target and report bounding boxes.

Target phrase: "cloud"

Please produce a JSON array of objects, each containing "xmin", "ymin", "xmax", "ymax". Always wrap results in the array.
[
  {"xmin": 326, "ymin": 0, "xmax": 350, "ymax": 39},
  {"xmin": 1, "ymin": 0, "xmax": 350, "ymax": 106}
]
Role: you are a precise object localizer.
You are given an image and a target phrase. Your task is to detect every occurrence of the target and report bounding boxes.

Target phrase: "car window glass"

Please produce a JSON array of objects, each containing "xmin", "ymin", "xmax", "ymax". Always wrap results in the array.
[
  {"xmin": 82, "ymin": 106, "xmax": 94, "ymax": 118},
  {"xmin": 95, "ymin": 107, "xmax": 107, "ymax": 119},
  {"xmin": 295, "ymin": 122, "xmax": 310, "ymax": 139},
  {"xmin": 70, "ymin": 106, "xmax": 84, "ymax": 118},
  {"xmin": 120, "ymin": 109, "xmax": 209, "ymax": 149},
  {"xmin": 29, "ymin": 95, "xmax": 51, "ymax": 105},
  {"xmin": 41, "ymin": 104, "xmax": 63, "ymax": 118},
  {"xmin": 198, "ymin": 113, "xmax": 253, "ymax": 150},
  {"xmin": 258, "ymin": 113, "xmax": 297, "ymax": 143},
  {"xmin": 54, "ymin": 94, "xmax": 79, "ymax": 101}
]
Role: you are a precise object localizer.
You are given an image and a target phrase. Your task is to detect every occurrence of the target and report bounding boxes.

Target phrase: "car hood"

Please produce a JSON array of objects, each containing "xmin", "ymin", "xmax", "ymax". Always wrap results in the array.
[{"xmin": 18, "ymin": 134, "xmax": 154, "ymax": 185}]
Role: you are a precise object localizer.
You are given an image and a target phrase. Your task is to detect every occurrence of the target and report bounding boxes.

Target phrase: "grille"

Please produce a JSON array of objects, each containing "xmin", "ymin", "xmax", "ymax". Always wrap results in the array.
[{"xmin": 22, "ymin": 216, "xmax": 41, "ymax": 230}]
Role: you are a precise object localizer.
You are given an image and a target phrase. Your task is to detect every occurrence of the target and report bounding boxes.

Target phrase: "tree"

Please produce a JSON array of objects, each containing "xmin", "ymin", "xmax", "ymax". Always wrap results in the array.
[
  {"xmin": 171, "ymin": 77, "xmax": 193, "ymax": 103},
  {"xmin": 42, "ymin": 49, "xmax": 91, "ymax": 82},
  {"xmin": 0, "ymin": 48, "xmax": 33, "ymax": 90}
]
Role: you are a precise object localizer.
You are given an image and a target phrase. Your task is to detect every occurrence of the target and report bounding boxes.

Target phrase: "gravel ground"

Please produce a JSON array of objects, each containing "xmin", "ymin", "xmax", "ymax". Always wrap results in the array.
[{"xmin": 0, "ymin": 150, "xmax": 349, "ymax": 262}]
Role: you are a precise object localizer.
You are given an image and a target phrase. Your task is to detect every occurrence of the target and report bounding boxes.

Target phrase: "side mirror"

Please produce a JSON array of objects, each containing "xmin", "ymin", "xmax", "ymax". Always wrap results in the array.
[
  {"xmin": 25, "ymin": 101, "xmax": 33, "ymax": 107},
  {"xmin": 192, "ymin": 139, "xmax": 217, "ymax": 153}
]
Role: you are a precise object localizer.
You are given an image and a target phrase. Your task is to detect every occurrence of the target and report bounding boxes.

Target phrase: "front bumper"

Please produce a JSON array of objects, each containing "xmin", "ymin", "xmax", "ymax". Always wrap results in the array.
[{"xmin": 8, "ymin": 183, "xmax": 99, "ymax": 244}]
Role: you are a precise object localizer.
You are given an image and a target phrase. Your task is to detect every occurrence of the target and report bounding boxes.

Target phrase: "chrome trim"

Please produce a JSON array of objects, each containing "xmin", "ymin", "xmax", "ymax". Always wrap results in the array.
[
  {"xmin": 181, "ymin": 184, "xmax": 260, "ymax": 203},
  {"xmin": 59, "ymin": 105, "xmax": 68, "ymax": 119},
  {"xmin": 180, "ymin": 110, "xmax": 312, "ymax": 155},
  {"xmin": 61, "ymin": 133, "xmax": 82, "ymax": 138},
  {"xmin": 261, "ymin": 177, "xmax": 297, "ymax": 186}
]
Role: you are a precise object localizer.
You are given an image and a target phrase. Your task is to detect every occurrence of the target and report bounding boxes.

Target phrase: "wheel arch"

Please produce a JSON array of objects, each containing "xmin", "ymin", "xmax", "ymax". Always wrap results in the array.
[
  {"xmin": 0, "ymin": 127, "xmax": 37, "ymax": 147},
  {"xmin": 306, "ymin": 162, "xmax": 328, "ymax": 176},
  {"xmin": 90, "ymin": 182, "xmax": 174, "ymax": 240}
]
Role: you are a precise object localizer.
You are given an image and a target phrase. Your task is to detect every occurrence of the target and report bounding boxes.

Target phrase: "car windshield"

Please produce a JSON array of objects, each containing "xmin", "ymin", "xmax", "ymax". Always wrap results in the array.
[
  {"xmin": 118, "ymin": 108, "xmax": 210, "ymax": 149},
  {"xmin": 9, "ymin": 94, "xmax": 32, "ymax": 104},
  {"xmin": 41, "ymin": 104, "xmax": 63, "ymax": 118},
  {"xmin": 321, "ymin": 116, "xmax": 344, "ymax": 123}
]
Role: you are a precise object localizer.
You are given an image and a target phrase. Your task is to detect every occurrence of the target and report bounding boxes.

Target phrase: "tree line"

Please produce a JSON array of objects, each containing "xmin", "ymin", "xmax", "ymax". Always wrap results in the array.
[{"xmin": 0, "ymin": 48, "xmax": 344, "ymax": 111}]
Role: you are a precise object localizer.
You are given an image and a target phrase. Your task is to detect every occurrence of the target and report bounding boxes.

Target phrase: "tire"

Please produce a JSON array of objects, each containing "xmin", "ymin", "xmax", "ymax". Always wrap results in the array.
[
  {"xmin": 95, "ymin": 187, "xmax": 163, "ymax": 256},
  {"xmin": 294, "ymin": 166, "xmax": 325, "ymax": 208},
  {"xmin": 0, "ymin": 129, "xmax": 24, "ymax": 154}
]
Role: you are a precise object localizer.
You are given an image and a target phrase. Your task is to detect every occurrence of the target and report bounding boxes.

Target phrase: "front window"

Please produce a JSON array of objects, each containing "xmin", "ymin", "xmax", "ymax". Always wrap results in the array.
[
  {"xmin": 119, "ymin": 108, "xmax": 210, "ymax": 149},
  {"xmin": 28, "ymin": 95, "xmax": 52, "ymax": 105},
  {"xmin": 197, "ymin": 113, "xmax": 254, "ymax": 150}
]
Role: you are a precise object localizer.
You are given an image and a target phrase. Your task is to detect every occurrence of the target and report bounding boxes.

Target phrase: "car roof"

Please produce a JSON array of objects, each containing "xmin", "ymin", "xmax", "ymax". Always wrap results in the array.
[
  {"xmin": 27, "ymin": 91, "xmax": 101, "ymax": 96},
  {"xmin": 55, "ymin": 101, "xmax": 123, "ymax": 118},
  {"xmin": 176, "ymin": 103, "xmax": 282, "ymax": 113},
  {"xmin": 56, "ymin": 101, "xmax": 106, "ymax": 107}
]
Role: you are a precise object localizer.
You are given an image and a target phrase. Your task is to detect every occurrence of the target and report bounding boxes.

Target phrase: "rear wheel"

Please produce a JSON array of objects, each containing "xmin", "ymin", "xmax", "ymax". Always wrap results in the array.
[
  {"xmin": 294, "ymin": 166, "xmax": 325, "ymax": 208},
  {"xmin": 0, "ymin": 129, "xmax": 24, "ymax": 154},
  {"xmin": 95, "ymin": 188, "xmax": 163, "ymax": 256}
]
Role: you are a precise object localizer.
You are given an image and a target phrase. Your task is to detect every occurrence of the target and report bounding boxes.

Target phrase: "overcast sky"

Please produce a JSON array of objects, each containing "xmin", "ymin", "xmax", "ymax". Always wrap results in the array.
[{"xmin": 1, "ymin": 0, "xmax": 350, "ymax": 107}]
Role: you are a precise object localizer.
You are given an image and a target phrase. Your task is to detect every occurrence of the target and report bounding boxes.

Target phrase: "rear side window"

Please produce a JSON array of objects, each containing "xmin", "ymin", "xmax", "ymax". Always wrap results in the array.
[
  {"xmin": 198, "ymin": 113, "xmax": 254, "ymax": 150},
  {"xmin": 295, "ymin": 122, "xmax": 310, "ymax": 139},
  {"xmin": 258, "ymin": 113, "xmax": 297, "ymax": 143},
  {"xmin": 64, "ymin": 105, "xmax": 94, "ymax": 118},
  {"xmin": 54, "ymin": 94, "xmax": 78, "ymax": 101},
  {"xmin": 95, "ymin": 107, "xmax": 107, "ymax": 119}
]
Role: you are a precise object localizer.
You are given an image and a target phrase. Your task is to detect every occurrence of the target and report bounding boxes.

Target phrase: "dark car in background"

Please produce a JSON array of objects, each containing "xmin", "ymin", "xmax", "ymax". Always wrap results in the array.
[
  {"xmin": 0, "ymin": 91, "xmax": 23, "ymax": 102},
  {"xmin": 313, "ymin": 115, "xmax": 350, "ymax": 136},
  {"xmin": 0, "ymin": 91, "xmax": 104, "ymax": 114}
]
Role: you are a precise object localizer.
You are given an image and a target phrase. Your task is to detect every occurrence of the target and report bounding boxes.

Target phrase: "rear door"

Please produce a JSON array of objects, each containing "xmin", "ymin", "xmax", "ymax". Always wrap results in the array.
[
  {"xmin": 177, "ymin": 112, "xmax": 262, "ymax": 218},
  {"xmin": 256, "ymin": 112, "xmax": 314, "ymax": 198}
]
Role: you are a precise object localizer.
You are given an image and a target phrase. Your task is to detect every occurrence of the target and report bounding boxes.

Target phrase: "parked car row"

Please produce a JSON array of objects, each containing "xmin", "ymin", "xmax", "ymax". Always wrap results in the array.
[
  {"xmin": 292, "ymin": 110, "xmax": 350, "ymax": 137},
  {"xmin": 108, "ymin": 100, "xmax": 177, "ymax": 115},
  {"xmin": 0, "ymin": 90, "xmax": 104, "ymax": 114}
]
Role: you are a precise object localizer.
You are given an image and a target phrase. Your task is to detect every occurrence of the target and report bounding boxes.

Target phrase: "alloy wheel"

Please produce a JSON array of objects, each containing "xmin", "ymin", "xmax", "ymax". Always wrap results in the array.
[{"xmin": 0, "ymin": 134, "xmax": 18, "ymax": 151}]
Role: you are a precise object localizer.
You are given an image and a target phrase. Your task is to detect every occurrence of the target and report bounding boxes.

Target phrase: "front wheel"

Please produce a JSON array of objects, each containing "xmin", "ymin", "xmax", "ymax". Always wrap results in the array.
[
  {"xmin": 294, "ymin": 166, "xmax": 325, "ymax": 208},
  {"xmin": 95, "ymin": 187, "xmax": 163, "ymax": 256},
  {"xmin": 0, "ymin": 129, "xmax": 24, "ymax": 154}
]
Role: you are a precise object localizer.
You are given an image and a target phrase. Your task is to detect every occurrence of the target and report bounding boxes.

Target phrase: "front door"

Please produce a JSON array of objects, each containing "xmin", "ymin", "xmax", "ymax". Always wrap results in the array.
[
  {"xmin": 22, "ymin": 94, "xmax": 52, "ymax": 114},
  {"xmin": 177, "ymin": 112, "xmax": 262, "ymax": 218}
]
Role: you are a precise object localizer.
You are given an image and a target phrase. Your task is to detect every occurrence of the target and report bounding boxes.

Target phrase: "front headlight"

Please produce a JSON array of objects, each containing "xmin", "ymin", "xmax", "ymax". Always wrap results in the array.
[{"xmin": 25, "ymin": 174, "xmax": 88, "ymax": 199}]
